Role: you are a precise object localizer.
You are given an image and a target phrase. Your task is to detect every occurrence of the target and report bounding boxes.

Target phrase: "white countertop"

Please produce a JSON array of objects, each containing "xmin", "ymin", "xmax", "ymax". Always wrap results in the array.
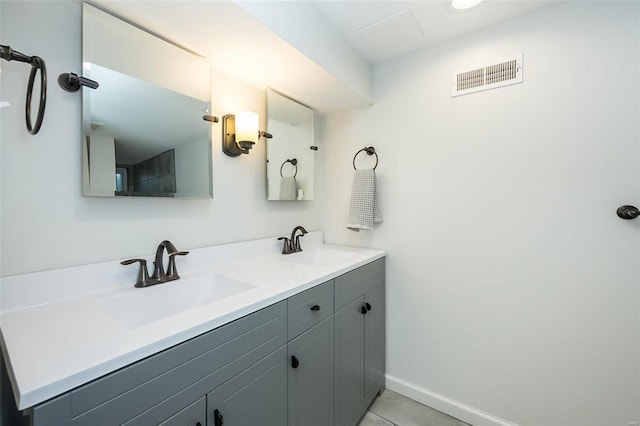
[{"xmin": 0, "ymin": 232, "xmax": 385, "ymax": 410}]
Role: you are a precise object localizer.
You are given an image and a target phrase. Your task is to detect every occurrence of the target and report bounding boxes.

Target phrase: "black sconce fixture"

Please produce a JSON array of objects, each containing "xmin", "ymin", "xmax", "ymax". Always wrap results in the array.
[{"xmin": 222, "ymin": 111, "xmax": 272, "ymax": 157}]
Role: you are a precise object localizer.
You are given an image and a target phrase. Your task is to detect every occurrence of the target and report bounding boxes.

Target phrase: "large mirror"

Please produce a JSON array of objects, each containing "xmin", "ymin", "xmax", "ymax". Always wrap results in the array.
[
  {"xmin": 266, "ymin": 89, "xmax": 315, "ymax": 201},
  {"xmin": 82, "ymin": 4, "xmax": 212, "ymax": 198}
]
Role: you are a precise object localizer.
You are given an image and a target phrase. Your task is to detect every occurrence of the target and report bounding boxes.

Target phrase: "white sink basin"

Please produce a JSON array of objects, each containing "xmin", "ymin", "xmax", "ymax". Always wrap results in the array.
[
  {"xmin": 280, "ymin": 247, "xmax": 358, "ymax": 266},
  {"xmin": 96, "ymin": 275, "xmax": 255, "ymax": 328}
]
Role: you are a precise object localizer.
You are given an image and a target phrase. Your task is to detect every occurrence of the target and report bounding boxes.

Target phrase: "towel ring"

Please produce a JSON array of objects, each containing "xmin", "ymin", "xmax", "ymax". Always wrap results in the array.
[
  {"xmin": 280, "ymin": 158, "xmax": 298, "ymax": 178},
  {"xmin": 25, "ymin": 57, "xmax": 47, "ymax": 135},
  {"xmin": 1, "ymin": 45, "xmax": 47, "ymax": 135},
  {"xmin": 353, "ymin": 146, "xmax": 378, "ymax": 170}
]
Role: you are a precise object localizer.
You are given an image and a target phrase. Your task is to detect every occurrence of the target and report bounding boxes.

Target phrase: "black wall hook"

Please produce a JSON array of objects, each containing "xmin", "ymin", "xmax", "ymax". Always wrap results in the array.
[
  {"xmin": 617, "ymin": 205, "xmax": 639, "ymax": 220},
  {"xmin": 58, "ymin": 72, "xmax": 99, "ymax": 92}
]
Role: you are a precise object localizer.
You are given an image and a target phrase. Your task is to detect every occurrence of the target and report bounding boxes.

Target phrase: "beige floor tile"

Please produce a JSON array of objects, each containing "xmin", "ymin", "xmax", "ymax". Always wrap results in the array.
[
  {"xmin": 369, "ymin": 390, "xmax": 470, "ymax": 426},
  {"xmin": 357, "ymin": 411, "xmax": 397, "ymax": 426}
]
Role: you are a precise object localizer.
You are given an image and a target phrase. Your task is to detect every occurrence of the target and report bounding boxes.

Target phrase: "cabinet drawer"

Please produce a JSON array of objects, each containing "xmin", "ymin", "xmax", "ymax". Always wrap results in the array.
[
  {"xmin": 288, "ymin": 280, "xmax": 333, "ymax": 340},
  {"xmin": 71, "ymin": 301, "xmax": 286, "ymax": 426},
  {"xmin": 335, "ymin": 259, "xmax": 385, "ymax": 311}
]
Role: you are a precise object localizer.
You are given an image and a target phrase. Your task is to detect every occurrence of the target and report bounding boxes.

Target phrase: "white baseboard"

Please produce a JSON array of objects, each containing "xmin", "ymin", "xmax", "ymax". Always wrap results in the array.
[{"xmin": 385, "ymin": 374, "xmax": 520, "ymax": 426}]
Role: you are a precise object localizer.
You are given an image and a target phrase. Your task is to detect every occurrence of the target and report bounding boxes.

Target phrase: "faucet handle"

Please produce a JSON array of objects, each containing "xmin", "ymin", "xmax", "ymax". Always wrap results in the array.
[
  {"xmin": 277, "ymin": 237, "xmax": 293, "ymax": 254},
  {"xmin": 167, "ymin": 251, "xmax": 189, "ymax": 279},
  {"xmin": 294, "ymin": 234, "xmax": 305, "ymax": 252},
  {"xmin": 121, "ymin": 258, "xmax": 144, "ymax": 265},
  {"xmin": 121, "ymin": 258, "xmax": 152, "ymax": 288}
]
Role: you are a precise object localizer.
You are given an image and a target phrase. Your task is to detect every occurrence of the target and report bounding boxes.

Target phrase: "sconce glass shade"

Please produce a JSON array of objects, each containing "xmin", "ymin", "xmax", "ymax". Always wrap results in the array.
[{"xmin": 235, "ymin": 111, "xmax": 259, "ymax": 149}]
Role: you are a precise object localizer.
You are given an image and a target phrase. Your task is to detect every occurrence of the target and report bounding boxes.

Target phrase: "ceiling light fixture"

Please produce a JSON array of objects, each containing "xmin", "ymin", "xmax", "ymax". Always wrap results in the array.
[{"xmin": 452, "ymin": 0, "xmax": 483, "ymax": 10}]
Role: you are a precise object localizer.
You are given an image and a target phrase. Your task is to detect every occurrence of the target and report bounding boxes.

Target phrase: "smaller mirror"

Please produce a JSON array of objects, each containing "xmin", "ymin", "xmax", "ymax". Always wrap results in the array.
[{"xmin": 266, "ymin": 89, "xmax": 315, "ymax": 201}]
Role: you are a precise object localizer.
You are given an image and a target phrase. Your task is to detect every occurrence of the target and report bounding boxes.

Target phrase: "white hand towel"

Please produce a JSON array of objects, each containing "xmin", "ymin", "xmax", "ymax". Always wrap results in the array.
[
  {"xmin": 279, "ymin": 176, "xmax": 297, "ymax": 200},
  {"xmin": 347, "ymin": 168, "xmax": 382, "ymax": 231}
]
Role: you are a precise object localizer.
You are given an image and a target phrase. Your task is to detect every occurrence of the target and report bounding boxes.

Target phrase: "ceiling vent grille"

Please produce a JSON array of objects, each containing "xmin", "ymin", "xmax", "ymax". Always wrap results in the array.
[{"xmin": 452, "ymin": 54, "xmax": 523, "ymax": 97}]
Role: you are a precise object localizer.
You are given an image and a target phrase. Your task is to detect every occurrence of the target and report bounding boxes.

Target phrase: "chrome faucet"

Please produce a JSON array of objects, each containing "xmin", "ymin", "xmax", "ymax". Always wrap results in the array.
[{"xmin": 121, "ymin": 240, "xmax": 189, "ymax": 288}]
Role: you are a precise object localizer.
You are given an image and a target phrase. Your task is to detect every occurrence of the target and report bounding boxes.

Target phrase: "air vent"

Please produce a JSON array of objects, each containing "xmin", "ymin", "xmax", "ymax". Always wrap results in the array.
[{"xmin": 452, "ymin": 54, "xmax": 523, "ymax": 97}]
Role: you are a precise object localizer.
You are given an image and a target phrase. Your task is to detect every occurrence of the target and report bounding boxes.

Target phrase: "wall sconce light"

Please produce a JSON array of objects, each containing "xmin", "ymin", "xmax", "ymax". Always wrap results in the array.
[{"xmin": 222, "ymin": 111, "xmax": 272, "ymax": 157}]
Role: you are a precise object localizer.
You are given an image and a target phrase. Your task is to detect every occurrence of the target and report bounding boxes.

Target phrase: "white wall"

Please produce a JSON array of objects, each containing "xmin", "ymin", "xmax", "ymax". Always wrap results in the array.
[
  {"xmin": 321, "ymin": 2, "xmax": 640, "ymax": 426},
  {"xmin": 0, "ymin": 1, "xmax": 322, "ymax": 276},
  {"xmin": 235, "ymin": 0, "xmax": 373, "ymax": 103}
]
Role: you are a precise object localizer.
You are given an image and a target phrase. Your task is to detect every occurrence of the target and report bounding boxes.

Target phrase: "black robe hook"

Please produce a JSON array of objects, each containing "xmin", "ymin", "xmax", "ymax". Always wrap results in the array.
[{"xmin": 57, "ymin": 72, "xmax": 99, "ymax": 92}]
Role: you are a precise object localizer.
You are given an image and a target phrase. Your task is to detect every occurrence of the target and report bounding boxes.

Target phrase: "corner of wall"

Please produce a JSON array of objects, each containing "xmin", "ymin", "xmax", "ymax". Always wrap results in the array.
[{"xmin": 385, "ymin": 375, "xmax": 519, "ymax": 426}]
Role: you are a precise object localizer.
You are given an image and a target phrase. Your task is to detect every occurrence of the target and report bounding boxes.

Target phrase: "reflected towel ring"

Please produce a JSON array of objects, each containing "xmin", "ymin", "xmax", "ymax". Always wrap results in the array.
[
  {"xmin": 353, "ymin": 146, "xmax": 378, "ymax": 170},
  {"xmin": 280, "ymin": 158, "xmax": 298, "ymax": 178}
]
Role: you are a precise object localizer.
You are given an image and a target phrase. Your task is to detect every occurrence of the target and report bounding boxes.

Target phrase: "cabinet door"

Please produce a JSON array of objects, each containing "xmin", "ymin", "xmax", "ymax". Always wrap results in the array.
[
  {"xmin": 334, "ymin": 296, "xmax": 365, "ymax": 426},
  {"xmin": 288, "ymin": 317, "xmax": 334, "ymax": 426},
  {"xmin": 207, "ymin": 347, "xmax": 287, "ymax": 426},
  {"xmin": 364, "ymin": 284, "xmax": 385, "ymax": 396},
  {"xmin": 158, "ymin": 397, "xmax": 206, "ymax": 426}
]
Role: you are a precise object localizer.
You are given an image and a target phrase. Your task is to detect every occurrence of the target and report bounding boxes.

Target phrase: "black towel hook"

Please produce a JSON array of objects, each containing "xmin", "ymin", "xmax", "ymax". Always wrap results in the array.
[
  {"xmin": 280, "ymin": 158, "xmax": 298, "ymax": 178},
  {"xmin": 57, "ymin": 72, "xmax": 99, "ymax": 92},
  {"xmin": 1, "ymin": 45, "xmax": 47, "ymax": 135},
  {"xmin": 353, "ymin": 146, "xmax": 378, "ymax": 170}
]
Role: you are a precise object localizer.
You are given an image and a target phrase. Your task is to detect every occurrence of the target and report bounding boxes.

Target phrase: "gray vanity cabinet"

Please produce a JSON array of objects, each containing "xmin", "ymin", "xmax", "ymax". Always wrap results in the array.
[
  {"xmin": 25, "ymin": 301, "xmax": 287, "ymax": 426},
  {"xmin": 335, "ymin": 297, "xmax": 366, "ymax": 426},
  {"xmin": 206, "ymin": 347, "xmax": 287, "ymax": 426},
  {"xmin": 287, "ymin": 280, "xmax": 334, "ymax": 341},
  {"xmin": 287, "ymin": 317, "xmax": 335, "ymax": 426},
  {"xmin": 334, "ymin": 259, "xmax": 386, "ymax": 426},
  {"xmin": 158, "ymin": 396, "xmax": 205, "ymax": 426},
  {"xmin": 364, "ymin": 283, "xmax": 385, "ymax": 397},
  {"xmin": 287, "ymin": 280, "xmax": 335, "ymax": 426},
  {"xmin": 11, "ymin": 258, "xmax": 385, "ymax": 426}
]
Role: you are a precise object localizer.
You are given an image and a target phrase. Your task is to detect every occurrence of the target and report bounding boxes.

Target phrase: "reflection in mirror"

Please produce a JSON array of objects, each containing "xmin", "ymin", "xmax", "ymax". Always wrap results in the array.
[
  {"xmin": 266, "ymin": 89, "xmax": 315, "ymax": 201},
  {"xmin": 82, "ymin": 4, "xmax": 212, "ymax": 198}
]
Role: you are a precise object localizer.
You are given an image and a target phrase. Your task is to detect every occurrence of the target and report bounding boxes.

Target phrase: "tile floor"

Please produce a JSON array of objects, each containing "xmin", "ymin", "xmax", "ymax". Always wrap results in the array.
[{"xmin": 357, "ymin": 390, "xmax": 471, "ymax": 426}]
